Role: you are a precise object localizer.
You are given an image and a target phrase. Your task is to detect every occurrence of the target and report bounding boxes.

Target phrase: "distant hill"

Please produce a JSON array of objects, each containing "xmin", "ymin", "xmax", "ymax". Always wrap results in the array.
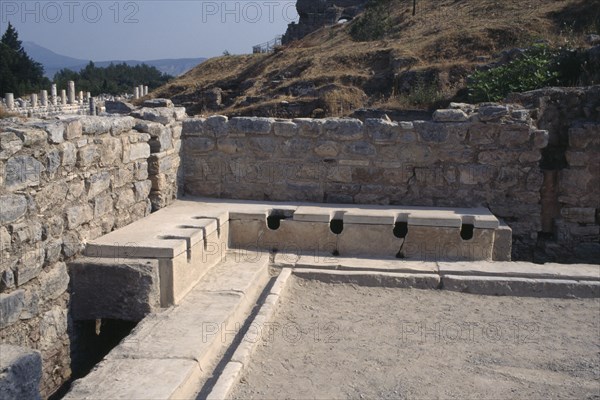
[
  {"xmin": 150, "ymin": 0, "xmax": 599, "ymax": 117},
  {"xmin": 23, "ymin": 41, "xmax": 206, "ymax": 78}
]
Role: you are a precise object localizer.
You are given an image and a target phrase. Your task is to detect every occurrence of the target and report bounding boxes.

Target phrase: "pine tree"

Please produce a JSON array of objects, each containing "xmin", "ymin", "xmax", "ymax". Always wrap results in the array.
[{"xmin": 0, "ymin": 22, "xmax": 49, "ymax": 97}]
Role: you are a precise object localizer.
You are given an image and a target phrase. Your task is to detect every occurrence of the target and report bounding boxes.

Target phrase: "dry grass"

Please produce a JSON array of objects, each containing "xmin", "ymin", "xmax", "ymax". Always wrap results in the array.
[{"xmin": 152, "ymin": 0, "xmax": 598, "ymax": 116}]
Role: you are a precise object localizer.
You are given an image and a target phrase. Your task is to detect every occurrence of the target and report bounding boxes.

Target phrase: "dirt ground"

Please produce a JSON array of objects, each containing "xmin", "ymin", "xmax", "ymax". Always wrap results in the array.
[{"xmin": 230, "ymin": 277, "xmax": 600, "ymax": 400}]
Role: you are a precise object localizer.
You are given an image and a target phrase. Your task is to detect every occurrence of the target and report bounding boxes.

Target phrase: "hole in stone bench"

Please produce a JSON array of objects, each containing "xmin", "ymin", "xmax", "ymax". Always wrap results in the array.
[
  {"xmin": 330, "ymin": 219, "xmax": 344, "ymax": 234},
  {"xmin": 159, "ymin": 235, "xmax": 192, "ymax": 261},
  {"xmin": 193, "ymin": 216, "xmax": 221, "ymax": 237},
  {"xmin": 460, "ymin": 223, "xmax": 474, "ymax": 240},
  {"xmin": 393, "ymin": 221, "xmax": 409, "ymax": 238},
  {"xmin": 266, "ymin": 209, "xmax": 294, "ymax": 230}
]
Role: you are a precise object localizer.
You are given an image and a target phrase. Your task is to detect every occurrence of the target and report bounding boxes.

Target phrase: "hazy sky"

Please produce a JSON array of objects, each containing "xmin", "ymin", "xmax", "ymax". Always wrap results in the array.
[{"xmin": 1, "ymin": 0, "xmax": 298, "ymax": 60}]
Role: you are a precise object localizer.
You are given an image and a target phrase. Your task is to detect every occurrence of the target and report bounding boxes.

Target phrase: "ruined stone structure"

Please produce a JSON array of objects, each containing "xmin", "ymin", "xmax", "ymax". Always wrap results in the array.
[
  {"xmin": 0, "ymin": 88, "xmax": 599, "ymax": 397},
  {"xmin": 0, "ymin": 102, "xmax": 183, "ymax": 396},
  {"xmin": 282, "ymin": 0, "xmax": 366, "ymax": 44}
]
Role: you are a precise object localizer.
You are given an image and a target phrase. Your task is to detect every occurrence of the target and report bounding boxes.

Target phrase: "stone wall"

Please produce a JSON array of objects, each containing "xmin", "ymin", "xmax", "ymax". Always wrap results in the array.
[
  {"xmin": 558, "ymin": 122, "xmax": 600, "ymax": 252},
  {"xmin": 0, "ymin": 105, "xmax": 183, "ymax": 396},
  {"xmin": 509, "ymin": 86, "xmax": 600, "ymax": 262},
  {"xmin": 181, "ymin": 104, "xmax": 547, "ymax": 259}
]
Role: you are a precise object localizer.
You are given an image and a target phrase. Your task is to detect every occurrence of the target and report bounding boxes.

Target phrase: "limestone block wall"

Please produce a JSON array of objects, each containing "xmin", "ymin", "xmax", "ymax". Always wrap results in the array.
[
  {"xmin": 181, "ymin": 105, "xmax": 546, "ymax": 258},
  {"xmin": 557, "ymin": 122, "xmax": 600, "ymax": 249},
  {"xmin": 0, "ymin": 108, "xmax": 183, "ymax": 396},
  {"xmin": 508, "ymin": 86, "xmax": 600, "ymax": 261}
]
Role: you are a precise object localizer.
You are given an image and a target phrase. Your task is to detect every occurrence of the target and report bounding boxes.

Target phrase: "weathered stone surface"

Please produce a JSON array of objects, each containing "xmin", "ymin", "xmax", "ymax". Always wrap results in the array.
[
  {"xmin": 42, "ymin": 121, "xmax": 65, "ymax": 144},
  {"xmin": 69, "ymin": 257, "xmax": 161, "ymax": 321},
  {"xmin": 134, "ymin": 180, "xmax": 152, "ymax": 202},
  {"xmin": 204, "ymin": 115, "xmax": 229, "ymax": 137},
  {"xmin": 533, "ymin": 129, "xmax": 549, "ymax": 149},
  {"xmin": 77, "ymin": 144, "xmax": 99, "ymax": 167},
  {"xmin": 0, "ymin": 268, "xmax": 15, "ymax": 291},
  {"xmin": 478, "ymin": 105, "xmax": 509, "ymax": 121},
  {"xmin": 181, "ymin": 117, "xmax": 206, "ymax": 136},
  {"xmin": 64, "ymin": 119, "xmax": 82, "ymax": 139},
  {"xmin": 345, "ymin": 141, "xmax": 376, "ymax": 156},
  {"xmin": 273, "ymin": 120, "xmax": 298, "ymax": 137},
  {"xmin": 127, "ymin": 142, "xmax": 151, "ymax": 161},
  {"xmin": 432, "ymin": 109, "xmax": 468, "ymax": 122},
  {"xmin": 131, "ymin": 107, "xmax": 178, "ymax": 124},
  {"xmin": 0, "ymin": 195, "xmax": 28, "ymax": 224},
  {"xmin": 93, "ymin": 194, "xmax": 113, "ymax": 217},
  {"xmin": 186, "ymin": 137, "xmax": 215, "ymax": 153},
  {"xmin": 0, "ymin": 226, "xmax": 11, "ymax": 254},
  {"xmin": 314, "ymin": 141, "xmax": 339, "ymax": 158},
  {"xmin": 143, "ymin": 98, "xmax": 173, "ymax": 108},
  {"xmin": 86, "ymin": 171, "xmax": 111, "ymax": 198},
  {"xmin": 293, "ymin": 118, "xmax": 324, "ymax": 137},
  {"xmin": 0, "ymin": 344, "xmax": 42, "ymax": 400},
  {"xmin": 62, "ymin": 231, "xmax": 83, "ymax": 258},
  {"xmin": 229, "ymin": 116, "xmax": 274, "ymax": 134},
  {"xmin": 105, "ymin": 100, "xmax": 135, "ymax": 114},
  {"xmin": 0, "ymin": 290, "xmax": 24, "ymax": 329},
  {"xmin": 59, "ymin": 141, "xmax": 76, "ymax": 166},
  {"xmin": 66, "ymin": 204, "xmax": 93, "ymax": 229},
  {"xmin": 414, "ymin": 121, "xmax": 449, "ymax": 143},
  {"xmin": 98, "ymin": 136, "xmax": 123, "ymax": 165},
  {"xmin": 10, "ymin": 128, "xmax": 47, "ymax": 147},
  {"xmin": 323, "ymin": 118, "xmax": 363, "ymax": 140},
  {"xmin": 116, "ymin": 188, "xmax": 136, "ymax": 210},
  {"xmin": 79, "ymin": 116, "xmax": 112, "ymax": 135},
  {"xmin": 442, "ymin": 275, "xmax": 600, "ymax": 298},
  {"xmin": 365, "ymin": 118, "xmax": 399, "ymax": 143},
  {"xmin": 560, "ymin": 207, "xmax": 596, "ymax": 224},
  {"xmin": 11, "ymin": 221, "xmax": 42, "ymax": 244},
  {"xmin": 0, "ymin": 132, "xmax": 23, "ymax": 160},
  {"xmin": 38, "ymin": 262, "xmax": 69, "ymax": 301},
  {"xmin": 44, "ymin": 239, "xmax": 63, "ymax": 263},
  {"xmin": 38, "ymin": 307, "xmax": 67, "ymax": 351},
  {"xmin": 5, "ymin": 155, "xmax": 44, "ymax": 189},
  {"xmin": 110, "ymin": 116, "xmax": 136, "ymax": 135},
  {"xmin": 45, "ymin": 149, "xmax": 61, "ymax": 175}
]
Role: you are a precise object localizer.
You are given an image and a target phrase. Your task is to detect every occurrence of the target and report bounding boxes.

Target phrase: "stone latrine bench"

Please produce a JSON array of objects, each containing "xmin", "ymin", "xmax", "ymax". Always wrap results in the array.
[
  {"xmin": 69, "ymin": 197, "xmax": 511, "ymax": 321},
  {"xmin": 230, "ymin": 204, "xmax": 510, "ymax": 261}
]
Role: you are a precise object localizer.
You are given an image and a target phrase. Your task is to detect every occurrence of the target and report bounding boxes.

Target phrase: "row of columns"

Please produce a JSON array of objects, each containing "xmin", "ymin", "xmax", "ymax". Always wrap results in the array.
[
  {"xmin": 3, "ymin": 82, "xmax": 91, "ymax": 109},
  {"xmin": 134, "ymin": 85, "xmax": 149, "ymax": 99},
  {"xmin": 4, "ymin": 82, "xmax": 150, "ymax": 110}
]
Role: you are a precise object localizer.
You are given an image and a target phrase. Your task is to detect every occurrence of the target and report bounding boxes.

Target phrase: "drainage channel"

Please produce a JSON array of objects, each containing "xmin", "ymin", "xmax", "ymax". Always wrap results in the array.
[{"xmin": 195, "ymin": 274, "xmax": 279, "ymax": 399}]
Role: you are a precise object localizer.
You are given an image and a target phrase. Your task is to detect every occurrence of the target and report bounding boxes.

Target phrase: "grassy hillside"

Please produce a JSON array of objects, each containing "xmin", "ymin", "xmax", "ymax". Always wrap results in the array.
[{"xmin": 151, "ymin": 0, "xmax": 599, "ymax": 117}]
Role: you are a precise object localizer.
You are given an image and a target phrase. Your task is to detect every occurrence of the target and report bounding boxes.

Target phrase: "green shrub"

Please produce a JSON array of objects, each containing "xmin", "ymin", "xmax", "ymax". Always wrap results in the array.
[
  {"xmin": 468, "ymin": 44, "xmax": 560, "ymax": 102},
  {"xmin": 350, "ymin": 0, "xmax": 394, "ymax": 41}
]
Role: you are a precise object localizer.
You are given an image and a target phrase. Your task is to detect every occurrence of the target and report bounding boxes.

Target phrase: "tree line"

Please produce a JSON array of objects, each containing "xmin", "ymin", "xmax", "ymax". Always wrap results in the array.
[
  {"xmin": 1, "ymin": 23, "xmax": 173, "ymax": 98},
  {"xmin": 53, "ymin": 62, "xmax": 173, "ymax": 96}
]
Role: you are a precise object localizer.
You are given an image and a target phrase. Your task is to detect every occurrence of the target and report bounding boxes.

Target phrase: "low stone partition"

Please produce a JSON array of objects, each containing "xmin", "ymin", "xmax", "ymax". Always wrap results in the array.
[
  {"xmin": 0, "ymin": 105, "xmax": 184, "ymax": 396},
  {"xmin": 181, "ymin": 105, "xmax": 546, "ymax": 259},
  {"xmin": 72, "ymin": 198, "xmax": 509, "ymax": 321}
]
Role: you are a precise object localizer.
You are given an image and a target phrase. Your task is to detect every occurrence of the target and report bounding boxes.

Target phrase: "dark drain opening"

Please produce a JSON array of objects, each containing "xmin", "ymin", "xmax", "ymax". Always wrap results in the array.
[
  {"xmin": 51, "ymin": 319, "xmax": 137, "ymax": 399},
  {"xmin": 266, "ymin": 209, "xmax": 294, "ymax": 230},
  {"xmin": 393, "ymin": 221, "xmax": 408, "ymax": 238},
  {"xmin": 330, "ymin": 219, "xmax": 344, "ymax": 234},
  {"xmin": 460, "ymin": 223, "xmax": 474, "ymax": 240}
]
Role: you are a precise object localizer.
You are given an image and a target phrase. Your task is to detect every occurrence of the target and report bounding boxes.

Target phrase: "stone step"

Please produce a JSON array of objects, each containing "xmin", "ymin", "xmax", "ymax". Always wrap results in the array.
[
  {"xmin": 273, "ymin": 253, "xmax": 599, "ymax": 282},
  {"xmin": 64, "ymin": 251, "xmax": 270, "ymax": 400}
]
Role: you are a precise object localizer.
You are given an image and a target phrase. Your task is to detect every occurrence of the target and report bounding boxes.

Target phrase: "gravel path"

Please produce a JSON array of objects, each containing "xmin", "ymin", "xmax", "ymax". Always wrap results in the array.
[{"xmin": 231, "ymin": 277, "xmax": 600, "ymax": 399}]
